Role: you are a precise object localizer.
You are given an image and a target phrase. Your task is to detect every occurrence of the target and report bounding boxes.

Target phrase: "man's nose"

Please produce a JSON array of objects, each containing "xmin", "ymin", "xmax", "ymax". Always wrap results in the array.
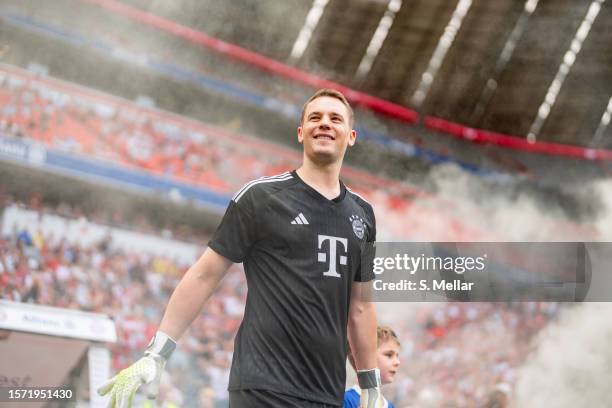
[{"xmin": 318, "ymin": 116, "xmax": 331, "ymax": 128}]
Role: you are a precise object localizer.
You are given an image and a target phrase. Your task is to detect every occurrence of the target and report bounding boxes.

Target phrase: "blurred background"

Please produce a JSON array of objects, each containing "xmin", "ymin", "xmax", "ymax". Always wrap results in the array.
[{"xmin": 1, "ymin": 0, "xmax": 611, "ymax": 406}]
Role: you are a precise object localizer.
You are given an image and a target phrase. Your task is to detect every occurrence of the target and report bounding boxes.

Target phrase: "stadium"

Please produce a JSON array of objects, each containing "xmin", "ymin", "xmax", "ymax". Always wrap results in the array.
[{"xmin": 0, "ymin": 0, "xmax": 611, "ymax": 406}]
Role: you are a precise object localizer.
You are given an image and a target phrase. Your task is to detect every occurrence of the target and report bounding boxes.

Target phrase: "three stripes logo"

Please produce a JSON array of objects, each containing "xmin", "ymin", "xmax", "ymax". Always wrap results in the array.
[
  {"xmin": 291, "ymin": 213, "xmax": 309, "ymax": 225},
  {"xmin": 233, "ymin": 172, "xmax": 293, "ymax": 202}
]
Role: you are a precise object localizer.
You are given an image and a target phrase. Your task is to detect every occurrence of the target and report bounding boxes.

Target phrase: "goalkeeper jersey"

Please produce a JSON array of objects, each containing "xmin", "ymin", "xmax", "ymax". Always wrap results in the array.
[{"xmin": 208, "ymin": 170, "xmax": 376, "ymax": 405}]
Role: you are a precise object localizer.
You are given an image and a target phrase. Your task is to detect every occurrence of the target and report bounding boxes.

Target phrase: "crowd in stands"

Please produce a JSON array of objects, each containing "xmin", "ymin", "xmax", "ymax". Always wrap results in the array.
[
  {"xmin": 1, "ymin": 67, "xmax": 391, "ymax": 196},
  {"xmin": 383, "ymin": 302, "xmax": 559, "ymax": 407},
  {"xmin": 0, "ymin": 198, "xmax": 239, "ymax": 407},
  {"xmin": 0, "ymin": 67, "xmax": 294, "ymax": 193},
  {"xmin": 0, "ymin": 197, "xmax": 562, "ymax": 407},
  {"xmin": 1, "ymin": 66, "xmax": 485, "ymax": 241}
]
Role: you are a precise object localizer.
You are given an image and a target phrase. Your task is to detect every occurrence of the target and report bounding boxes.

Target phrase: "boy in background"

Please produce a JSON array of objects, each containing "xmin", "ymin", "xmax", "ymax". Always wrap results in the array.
[{"xmin": 345, "ymin": 326, "xmax": 401, "ymax": 408}]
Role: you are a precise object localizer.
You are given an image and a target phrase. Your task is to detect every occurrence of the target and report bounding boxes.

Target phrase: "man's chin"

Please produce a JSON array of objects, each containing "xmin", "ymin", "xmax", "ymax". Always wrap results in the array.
[{"xmin": 307, "ymin": 149, "xmax": 338, "ymax": 165}]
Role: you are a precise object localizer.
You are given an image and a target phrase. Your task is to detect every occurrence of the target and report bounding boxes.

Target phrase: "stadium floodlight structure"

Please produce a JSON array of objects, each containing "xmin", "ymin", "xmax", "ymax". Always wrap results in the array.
[
  {"xmin": 288, "ymin": 0, "xmax": 330, "ymax": 63},
  {"xmin": 591, "ymin": 95, "xmax": 612, "ymax": 147},
  {"xmin": 470, "ymin": 0, "xmax": 540, "ymax": 123},
  {"xmin": 527, "ymin": 0, "xmax": 605, "ymax": 142},
  {"xmin": 354, "ymin": 0, "xmax": 403, "ymax": 84},
  {"xmin": 410, "ymin": 0, "xmax": 474, "ymax": 109},
  {"xmin": 0, "ymin": 300, "xmax": 116, "ymax": 408}
]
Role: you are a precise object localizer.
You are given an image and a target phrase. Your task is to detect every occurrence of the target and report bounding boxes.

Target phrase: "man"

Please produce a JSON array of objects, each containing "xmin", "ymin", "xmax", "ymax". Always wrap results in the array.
[{"xmin": 98, "ymin": 89, "xmax": 384, "ymax": 408}]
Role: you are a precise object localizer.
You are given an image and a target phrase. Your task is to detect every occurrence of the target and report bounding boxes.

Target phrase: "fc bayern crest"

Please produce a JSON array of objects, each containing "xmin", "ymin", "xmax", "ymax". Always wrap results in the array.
[{"xmin": 349, "ymin": 215, "xmax": 366, "ymax": 239}]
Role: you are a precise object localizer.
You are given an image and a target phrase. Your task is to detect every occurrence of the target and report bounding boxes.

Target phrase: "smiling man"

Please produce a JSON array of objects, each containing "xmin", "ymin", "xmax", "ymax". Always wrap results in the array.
[{"xmin": 98, "ymin": 89, "xmax": 384, "ymax": 408}]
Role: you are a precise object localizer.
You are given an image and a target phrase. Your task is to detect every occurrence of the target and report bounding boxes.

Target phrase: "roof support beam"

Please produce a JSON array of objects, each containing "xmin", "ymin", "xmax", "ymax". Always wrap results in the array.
[
  {"xmin": 470, "ymin": 0, "xmax": 540, "ymax": 124},
  {"xmin": 591, "ymin": 96, "xmax": 612, "ymax": 147},
  {"xmin": 355, "ymin": 0, "xmax": 402, "ymax": 84},
  {"xmin": 410, "ymin": 0, "xmax": 474, "ymax": 110},
  {"xmin": 288, "ymin": 0, "xmax": 330, "ymax": 64},
  {"xmin": 527, "ymin": 0, "xmax": 605, "ymax": 142}
]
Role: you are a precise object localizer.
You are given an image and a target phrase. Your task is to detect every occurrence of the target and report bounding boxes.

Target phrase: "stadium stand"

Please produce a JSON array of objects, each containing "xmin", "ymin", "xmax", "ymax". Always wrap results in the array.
[
  {"xmin": 1, "ymin": 64, "xmax": 493, "ymax": 241},
  {"xmin": 0, "ymin": 2, "xmax": 607, "ymax": 406},
  {"xmin": 1, "ymin": 198, "xmax": 562, "ymax": 407},
  {"xmin": 2, "ymin": 0, "xmax": 610, "ymax": 185},
  {"xmin": 381, "ymin": 302, "xmax": 560, "ymax": 407},
  {"xmin": 1, "ymin": 199, "xmax": 238, "ymax": 406}
]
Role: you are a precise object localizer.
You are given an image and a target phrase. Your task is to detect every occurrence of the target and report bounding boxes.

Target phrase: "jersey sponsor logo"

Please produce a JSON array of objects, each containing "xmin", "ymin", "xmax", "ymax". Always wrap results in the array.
[
  {"xmin": 349, "ymin": 215, "xmax": 366, "ymax": 240},
  {"xmin": 290, "ymin": 212, "xmax": 309, "ymax": 225},
  {"xmin": 318, "ymin": 234, "xmax": 348, "ymax": 278}
]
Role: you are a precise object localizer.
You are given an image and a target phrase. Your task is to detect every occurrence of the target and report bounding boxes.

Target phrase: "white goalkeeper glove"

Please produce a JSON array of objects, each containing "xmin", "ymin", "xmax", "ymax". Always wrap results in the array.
[
  {"xmin": 98, "ymin": 331, "xmax": 176, "ymax": 408},
  {"xmin": 358, "ymin": 368, "xmax": 385, "ymax": 408}
]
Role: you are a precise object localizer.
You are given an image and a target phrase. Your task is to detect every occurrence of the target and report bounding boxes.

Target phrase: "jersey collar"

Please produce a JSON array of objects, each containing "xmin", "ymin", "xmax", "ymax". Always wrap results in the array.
[{"xmin": 291, "ymin": 170, "xmax": 347, "ymax": 204}]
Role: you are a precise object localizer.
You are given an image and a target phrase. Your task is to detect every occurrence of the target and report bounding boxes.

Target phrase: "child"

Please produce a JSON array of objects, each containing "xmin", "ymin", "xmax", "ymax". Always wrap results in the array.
[{"xmin": 344, "ymin": 325, "xmax": 401, "ymax": 408}]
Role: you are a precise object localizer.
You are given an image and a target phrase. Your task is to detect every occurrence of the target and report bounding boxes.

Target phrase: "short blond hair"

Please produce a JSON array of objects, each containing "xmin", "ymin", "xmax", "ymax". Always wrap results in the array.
[
  {"xmin": 301, "ymin": 88, "xmax": 354, "ymax": 127},
  {"xmin": 347, "ymin": 325, "xmax": 400, "ymax": 370}
]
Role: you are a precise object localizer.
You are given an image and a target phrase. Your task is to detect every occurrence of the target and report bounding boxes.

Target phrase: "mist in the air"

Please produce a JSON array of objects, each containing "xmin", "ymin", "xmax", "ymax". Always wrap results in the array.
[
  {"xmin": 395, "ymin": 161, "xmax": 612, "ymax": 407},
  {"xmin": 512, "ymin": 302, "xmax": 612, "ymax": 407},
  {"xmin": 396, "ymin": 162, "xmax": 609, "ymax": 242}
]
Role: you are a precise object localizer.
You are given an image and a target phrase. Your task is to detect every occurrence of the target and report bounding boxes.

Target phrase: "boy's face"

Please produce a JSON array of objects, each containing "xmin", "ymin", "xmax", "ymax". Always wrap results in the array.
[{"xmin": 377, "ymin": 339, "xmax": 400, "ymax": 385}]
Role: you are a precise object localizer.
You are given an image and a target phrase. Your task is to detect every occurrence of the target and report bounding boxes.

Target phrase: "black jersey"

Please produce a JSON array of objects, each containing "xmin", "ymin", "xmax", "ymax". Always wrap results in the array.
[{"xmin": 208, "ymin": 170, "xmax": 376, "ymax": 405}]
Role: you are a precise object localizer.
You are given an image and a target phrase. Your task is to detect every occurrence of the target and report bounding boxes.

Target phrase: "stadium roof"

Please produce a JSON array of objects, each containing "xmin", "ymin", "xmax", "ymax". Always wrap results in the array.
[{"xmin": 121, "ymin": 0, "xmax": 611, "ymax": 149}]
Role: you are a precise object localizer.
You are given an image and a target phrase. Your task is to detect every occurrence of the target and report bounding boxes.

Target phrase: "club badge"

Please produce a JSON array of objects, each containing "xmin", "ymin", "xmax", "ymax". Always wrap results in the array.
[{"xmin": 349, "ymin": 215, "xmax": 366, "ymax": 239}]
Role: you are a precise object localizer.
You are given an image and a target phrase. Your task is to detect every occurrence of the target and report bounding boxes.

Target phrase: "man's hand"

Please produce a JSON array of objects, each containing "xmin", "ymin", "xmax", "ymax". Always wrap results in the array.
[
  {"xmin": 358, "ymin": 368, "xmax": 384, "ymax": 408},
  {"xmin": 97, "ymin": 355, "xmax": 164, "ymax": 408},
  {"xmin": 98, "ymin": 331, "xmax": 176, "ymax": 408}
]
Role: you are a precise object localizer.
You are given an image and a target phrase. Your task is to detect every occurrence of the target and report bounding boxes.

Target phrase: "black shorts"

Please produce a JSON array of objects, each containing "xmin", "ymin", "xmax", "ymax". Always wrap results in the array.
[{"xmin": 229, "ymin": 389, "xmax": 340, "ymax": 408}]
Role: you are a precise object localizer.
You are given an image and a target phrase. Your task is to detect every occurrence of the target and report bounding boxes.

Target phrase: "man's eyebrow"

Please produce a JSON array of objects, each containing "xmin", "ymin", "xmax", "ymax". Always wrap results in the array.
[{"xmin": 307, "ymin": 111, "xmax": 345, "ymax": 118}]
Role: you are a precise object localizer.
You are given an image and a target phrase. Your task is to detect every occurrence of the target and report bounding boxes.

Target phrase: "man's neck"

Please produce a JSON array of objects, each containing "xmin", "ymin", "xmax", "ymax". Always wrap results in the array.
[{"xmin": 296, "ymin": 160, "xmax": 342, "ymax": 200}]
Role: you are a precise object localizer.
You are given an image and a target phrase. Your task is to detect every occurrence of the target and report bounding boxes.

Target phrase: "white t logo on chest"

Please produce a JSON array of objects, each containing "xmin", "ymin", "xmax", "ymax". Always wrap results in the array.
[{"xmin": 318, "ymin": 234, "xmax": 348, "ymax": 278}]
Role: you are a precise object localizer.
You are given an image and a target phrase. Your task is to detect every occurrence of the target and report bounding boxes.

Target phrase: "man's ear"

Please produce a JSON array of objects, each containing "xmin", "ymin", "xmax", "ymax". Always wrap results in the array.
[
  {"xmin": 297, "ymin": 126, "xmax": 304, "ymax": 144},
  {"xmin": 347, "ymin": 129, "xmax": 357, "ymax": 147}
]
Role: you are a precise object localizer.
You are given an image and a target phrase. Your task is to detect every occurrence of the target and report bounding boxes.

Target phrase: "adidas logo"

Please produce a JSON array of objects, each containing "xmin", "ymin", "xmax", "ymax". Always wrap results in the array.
[{"xmin": 291, "ymin": 213, "xmax": 309, "ymax": 225}]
